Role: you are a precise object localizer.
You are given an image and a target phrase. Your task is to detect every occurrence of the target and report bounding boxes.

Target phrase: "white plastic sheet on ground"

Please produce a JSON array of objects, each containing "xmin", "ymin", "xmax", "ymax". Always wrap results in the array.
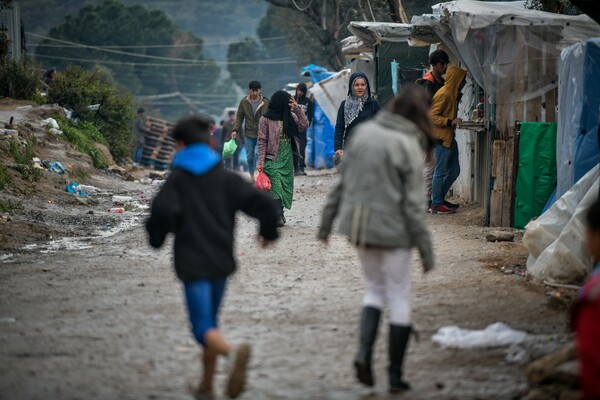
[
  {"xmin": 432, "ymin": 322, "xmax": 527, "ymax": 349},
  {"xmin": 524, "ymin": 164, "xmax": 599, "ymax": 283}
]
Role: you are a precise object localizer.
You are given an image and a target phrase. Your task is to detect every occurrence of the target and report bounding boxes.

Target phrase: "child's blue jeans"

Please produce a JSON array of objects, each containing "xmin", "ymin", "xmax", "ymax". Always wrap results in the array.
[{"xmin": 184, "ymin": 278, "xmax": 227, "ymax": 346}]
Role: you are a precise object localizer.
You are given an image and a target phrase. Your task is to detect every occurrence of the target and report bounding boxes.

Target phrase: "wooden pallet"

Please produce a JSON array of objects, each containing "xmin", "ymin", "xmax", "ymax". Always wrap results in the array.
[{"xmin": 140, "ymin": 116, "xmax": 176, "ymax": 169}]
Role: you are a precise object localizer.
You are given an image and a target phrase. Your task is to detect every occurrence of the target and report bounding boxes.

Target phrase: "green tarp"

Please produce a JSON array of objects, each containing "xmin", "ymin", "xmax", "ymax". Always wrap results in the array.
[{"xmin": 514, "ymin": 122, "xmax": 557, "ymax": 229}]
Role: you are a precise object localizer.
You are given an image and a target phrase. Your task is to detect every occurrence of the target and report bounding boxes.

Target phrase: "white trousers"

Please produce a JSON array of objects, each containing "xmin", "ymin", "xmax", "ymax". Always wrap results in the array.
[{"xmin": 358, "ymin": 247, "xmax": 412, "ymax": 325}]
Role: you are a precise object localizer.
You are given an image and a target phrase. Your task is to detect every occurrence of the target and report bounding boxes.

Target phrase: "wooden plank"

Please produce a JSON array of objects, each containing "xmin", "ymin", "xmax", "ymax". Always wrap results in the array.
[
  {"xmin": 544, "ymin": 29, "xmax": 559, "ymax": 122},
  {"xmin": 489, "ymin": 139, "xmax": 506, "ymax": 227}
]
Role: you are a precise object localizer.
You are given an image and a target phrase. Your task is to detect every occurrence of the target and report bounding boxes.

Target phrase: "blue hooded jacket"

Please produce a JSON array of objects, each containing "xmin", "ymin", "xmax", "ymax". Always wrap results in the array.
[{"xmin": 171, "ymin": 143, "xmax": 221, "ymax": 176}]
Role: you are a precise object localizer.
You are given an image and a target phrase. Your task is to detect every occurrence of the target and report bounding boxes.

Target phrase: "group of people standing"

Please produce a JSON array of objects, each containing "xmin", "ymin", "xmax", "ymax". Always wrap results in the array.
[{"xmin": 145, "ymin": 54, "xmax": 469, "ymax": 399}]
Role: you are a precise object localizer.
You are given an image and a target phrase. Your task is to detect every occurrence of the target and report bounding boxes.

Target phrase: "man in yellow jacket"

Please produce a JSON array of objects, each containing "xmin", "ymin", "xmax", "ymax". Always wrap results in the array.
[{"xmin": 429, "ymin": 66, "xmax": 467, "ymax": 214}]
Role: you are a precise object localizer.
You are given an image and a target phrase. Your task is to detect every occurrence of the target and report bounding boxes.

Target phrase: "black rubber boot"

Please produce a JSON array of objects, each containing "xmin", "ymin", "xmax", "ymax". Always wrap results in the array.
[
  {"xmin": 388, "ymin": 324, "xmax": 412, "ymax": 393},
  {"xmin": 354, "ymin": 306, "xmax": 381, "ymax": 387}
]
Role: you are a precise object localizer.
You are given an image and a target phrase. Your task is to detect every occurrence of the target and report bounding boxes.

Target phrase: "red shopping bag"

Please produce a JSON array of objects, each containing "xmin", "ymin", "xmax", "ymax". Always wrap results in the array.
[{"xmin": 255, "ymin": 171, "xmax": 271, "ymax": 191}]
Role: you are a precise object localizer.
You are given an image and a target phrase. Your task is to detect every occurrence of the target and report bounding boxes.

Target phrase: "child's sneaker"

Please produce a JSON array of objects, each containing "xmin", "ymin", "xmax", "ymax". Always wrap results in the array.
[
  {"xmin": 430, "ymin": 204, "xmax": 456, "ymax": 214},
  {"xmin": 226, "ymin": 343, "xmax": 251, "ymax": 399},
  {"xmin": 187, "ymin": 382, "xmax": 215, "ymax": 400}
]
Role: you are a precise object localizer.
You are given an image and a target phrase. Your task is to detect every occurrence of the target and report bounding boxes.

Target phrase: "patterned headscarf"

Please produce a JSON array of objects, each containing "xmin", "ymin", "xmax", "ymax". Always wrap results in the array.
[{"xmin": 344, "ymin": 72, "xmax": 372, "ymax": 128}]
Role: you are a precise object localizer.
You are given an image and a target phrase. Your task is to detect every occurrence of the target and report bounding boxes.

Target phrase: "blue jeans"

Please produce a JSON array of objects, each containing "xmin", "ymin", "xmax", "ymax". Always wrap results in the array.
[
  {"xmin": 431, "ymin": 139, "xmax": 460, "ymax": 206},
  {"xmin": 133, "ymin": 146, "xmax": 143, "ymax": 163},
  {"xmin": 245, "ymin": 137, "xmax": 258, "ymax": 175},
  {"xmin": 184, "ymin": 278, "xmax": 227, "ymax": 346}
]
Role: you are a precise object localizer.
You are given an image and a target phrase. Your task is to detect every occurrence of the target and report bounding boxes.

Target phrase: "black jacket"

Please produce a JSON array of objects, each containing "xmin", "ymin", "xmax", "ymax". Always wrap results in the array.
[
  {"xmin": 334, "ymin": 98, "xmax": 380, "ymax": 151},
  {"xmin": 294, "ymin": 95, "xmax": 314, "ymax": 131},
  {"xmin": 146, "ymin": 164, "xmax": 279, "ymax": 281}
]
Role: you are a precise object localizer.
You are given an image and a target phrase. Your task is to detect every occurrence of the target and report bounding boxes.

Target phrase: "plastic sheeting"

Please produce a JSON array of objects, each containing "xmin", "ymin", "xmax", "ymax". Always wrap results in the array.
[
  {"xmin": 301, "ymin": 64, "xmax": 336, "ymax": 169},
  {"xmin": 557, "ymin": 38, "xmax": 600, "ymax": 199},
  {"xmin": 514, "ymin": 122, "xmax": 557, "ymax": 229},
  {"xmin": 410, "ymin": 0, "xmax": 600, "ymax": 104},
  {"xmin": 524, "ymin": 164, "xmax": 599, "ymax": 283},
  {"xmin": 432, "ymin": 322, "xmax": 527, "ymax": 349}
]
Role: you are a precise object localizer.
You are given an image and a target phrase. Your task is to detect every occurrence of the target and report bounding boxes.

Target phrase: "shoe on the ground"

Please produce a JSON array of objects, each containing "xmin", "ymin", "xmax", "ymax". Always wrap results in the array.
[
  {"xmin": 294, "ymin": 170, "xmax": 301, "ymax": 176},
  {"xmin": 276, "ymin": 217, "xmax": 285, "ymax": 227},
  {"xmin": 354, "ymin": 359, "xmax": 374, "ymax": 387},
  {"xmin": 300, "ymin": 168, "xmax": 307, "ymax": 176},
  {"xmin": 443, "ymin": 200, "xmax": 459, "ymax": 209},
  {"xmin": 426, "ymin": 200, "xmax": 432, "ymax": 213},
  {"xmin": 226, "ymin": 343, "xmax": 251, "ymax": 399},
  {"xmin": 389, "ymin": 380, "xmax": 411, "ymax": 393},
  {"xmin": 187, "ymin": 382, "xmax": 215, "ymax": 400},
  {"xmin": 430, "ymin": 204, "xmax": 456, "ymax": 214}
]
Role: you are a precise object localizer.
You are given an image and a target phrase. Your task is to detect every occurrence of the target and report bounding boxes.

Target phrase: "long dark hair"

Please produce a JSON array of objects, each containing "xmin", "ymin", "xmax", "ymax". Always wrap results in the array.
[{"xmin": 386, "ymin": 84, "xmax": 435, "ymax": 153}]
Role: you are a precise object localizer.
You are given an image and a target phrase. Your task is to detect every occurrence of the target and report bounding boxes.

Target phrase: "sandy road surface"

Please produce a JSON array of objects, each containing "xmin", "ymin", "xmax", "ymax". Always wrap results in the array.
[{"xmin": 0, "ymin": 171, "xmax": 566, "ymax": 400}]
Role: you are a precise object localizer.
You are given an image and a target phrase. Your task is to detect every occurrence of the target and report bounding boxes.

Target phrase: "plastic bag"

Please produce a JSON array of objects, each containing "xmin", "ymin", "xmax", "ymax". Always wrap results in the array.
[
  {"xmin": 222, "ymin": 139, "xmax": 237, "ymax": 159},
  {"xmin": 255, "ymin": 171, "xmax": 271, "ymax": 191}
]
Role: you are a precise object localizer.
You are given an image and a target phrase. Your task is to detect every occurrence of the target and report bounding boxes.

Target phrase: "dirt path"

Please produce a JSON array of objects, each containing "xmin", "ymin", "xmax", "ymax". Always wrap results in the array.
[{"xmin": 0, "ymin": 171, "xmax": 567, "ymax": 400}]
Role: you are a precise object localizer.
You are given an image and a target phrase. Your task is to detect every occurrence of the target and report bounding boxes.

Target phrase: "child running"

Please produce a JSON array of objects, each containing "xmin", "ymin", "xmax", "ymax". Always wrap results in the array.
[{"xmin": 146, "ymin": 115, "xmax": 280, "ymax": 399}]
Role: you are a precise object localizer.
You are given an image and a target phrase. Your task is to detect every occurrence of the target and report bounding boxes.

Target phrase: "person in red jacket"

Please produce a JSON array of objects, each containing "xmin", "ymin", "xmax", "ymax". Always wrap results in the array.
[{"xmin": 572, "ymin": 196, "xmax": 600, "ymax": 400}]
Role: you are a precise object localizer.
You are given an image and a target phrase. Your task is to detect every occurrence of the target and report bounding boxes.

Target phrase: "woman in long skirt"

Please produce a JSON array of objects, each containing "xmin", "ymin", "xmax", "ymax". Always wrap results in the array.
[{"xmin": 257, "ymin": 90, "xmax": 309, "ymax": 226}]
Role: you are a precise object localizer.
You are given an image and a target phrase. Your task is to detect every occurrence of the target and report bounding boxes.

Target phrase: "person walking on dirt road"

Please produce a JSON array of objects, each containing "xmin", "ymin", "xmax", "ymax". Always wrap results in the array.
[
  {"xmin": 232, "ymin": 81, "xmax": 270, "ymax": 182},
  {"xmin": 257, "ymin": 90, "xmax": 309, "ymax": 227},
  {"xmin": 293, "ymin": 82, "xmax": 313, "ymax": 176},
  {"xmin": 146, "ymin": 116, "xmax": 280, "ymax": 399},
  {"xmin": 333, "ymin": 72, "xmax": 380, "ymax": 165},
  {"xmin": 318, "ymin": 84, "xmax": 435, "ymax": 393}
]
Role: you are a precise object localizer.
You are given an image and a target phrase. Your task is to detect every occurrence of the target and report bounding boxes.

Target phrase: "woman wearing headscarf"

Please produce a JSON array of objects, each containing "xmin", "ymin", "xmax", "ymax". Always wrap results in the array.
[
  {"xmin": 334, "ymin": 72, "xmax": 380, "ymax": 162},
  {"xmin": 257, "ymin": 90, "xmax": 309, "ymax": 226},
  {"xmin": 319, "ymin": 84, "xmax": 435, "ymax": 394}
]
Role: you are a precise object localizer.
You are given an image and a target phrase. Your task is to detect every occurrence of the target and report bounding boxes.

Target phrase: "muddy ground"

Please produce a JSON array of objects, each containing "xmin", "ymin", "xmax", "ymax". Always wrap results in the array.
[
  {"xmin": 0, "ymin": 161, "xmax": 573, "ymax": 400},
  {"xmin": 0, "ymin": 101, "xmax": 573, "ymax": 400}
]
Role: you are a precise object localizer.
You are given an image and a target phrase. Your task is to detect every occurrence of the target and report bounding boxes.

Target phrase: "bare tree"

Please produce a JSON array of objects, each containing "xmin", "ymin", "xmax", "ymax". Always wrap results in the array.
[{"xmin": 263, "ymin": 0, "xmax": 396, "ymax": 70}]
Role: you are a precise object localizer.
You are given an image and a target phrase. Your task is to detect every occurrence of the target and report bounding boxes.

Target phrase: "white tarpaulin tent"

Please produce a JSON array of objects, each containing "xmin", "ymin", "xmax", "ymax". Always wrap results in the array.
[
  {"xmin": 308, "ymin": 69, "xmax": 351, "ymax": 127},
  {"xmin": 524, "ymin": 165, "xmax": 599, "ymax": 283}
]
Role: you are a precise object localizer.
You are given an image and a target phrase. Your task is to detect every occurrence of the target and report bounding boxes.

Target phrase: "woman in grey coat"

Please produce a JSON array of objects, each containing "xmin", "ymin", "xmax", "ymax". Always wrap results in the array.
[{"xmin": 318, "ymin": 84, "xmax": 435, "ymax": 393}]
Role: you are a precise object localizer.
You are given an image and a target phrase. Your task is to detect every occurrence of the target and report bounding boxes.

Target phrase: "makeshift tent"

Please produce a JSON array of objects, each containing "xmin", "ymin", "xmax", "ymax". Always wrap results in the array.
[
  {"xmin": 344, "ymin": 21, "xmax": 432, "ymax": 106},
  {"xmin": 408, "ymin": 0, "xmax": 600, "ymax": 226},
  {"xmin": 557, "ymin": 38, "xmax": 600, "ymax": 198},
  {"xmin": 300, "ymin": 65, "xmax": 335, "ymax": 169},
  {"xmin": 524, "ymin": 165, "xmax": 599, "ymax": 283}
]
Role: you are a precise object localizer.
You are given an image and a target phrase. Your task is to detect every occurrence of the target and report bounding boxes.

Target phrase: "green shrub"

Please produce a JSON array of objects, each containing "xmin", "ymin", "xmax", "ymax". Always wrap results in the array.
[
  {"xmin": 47, "ymin": 66, "xmax": 136, "ymax": 164},
  {"xmin": 0, "ymin": 162, "xmax": 13, "ymax": 190},
  {"xmin": 56, "ymin": 117, "xmax": 108, "ymax": 168},
  {"xmin": 8, "ymin": 138, "xmax": 40, "ymax": 182},
  {"xmin": 0, "ymin": 57, "xmax": 40, "ymax": 100}
]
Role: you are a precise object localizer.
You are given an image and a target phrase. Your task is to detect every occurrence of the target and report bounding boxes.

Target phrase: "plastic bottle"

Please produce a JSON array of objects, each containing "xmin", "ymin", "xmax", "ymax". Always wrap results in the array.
[{"xmin": 107, "ymin": 207, "xmax": 124, "ymax": 214}]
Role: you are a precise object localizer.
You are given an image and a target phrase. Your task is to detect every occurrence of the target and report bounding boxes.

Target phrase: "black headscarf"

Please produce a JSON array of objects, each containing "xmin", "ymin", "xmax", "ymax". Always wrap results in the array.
[{"xmin": 263, "ymin": 90, "xmax": 299, "ymax": 139}]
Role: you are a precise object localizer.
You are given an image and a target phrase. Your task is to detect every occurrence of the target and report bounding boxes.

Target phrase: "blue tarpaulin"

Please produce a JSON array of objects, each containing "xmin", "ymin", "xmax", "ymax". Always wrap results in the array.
[
  {"xmin": 301, "ymin": 64, "xmax": 335, "ymax": 169},
  {"xmin": 557, "ymin": 38, "xmax": 600, "ymax": 198}
]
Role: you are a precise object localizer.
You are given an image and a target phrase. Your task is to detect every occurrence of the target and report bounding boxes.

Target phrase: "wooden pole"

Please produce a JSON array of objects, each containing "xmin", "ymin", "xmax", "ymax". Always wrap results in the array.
[{"xmin": 398, "ymin": 0, "xmax": 409, "ymax": 24}]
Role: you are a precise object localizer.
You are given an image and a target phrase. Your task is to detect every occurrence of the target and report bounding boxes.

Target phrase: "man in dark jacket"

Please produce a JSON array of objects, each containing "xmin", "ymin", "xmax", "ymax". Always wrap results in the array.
[
  {"xmin": 416, "ymin": 49, "xmax": 450, "ymax": 212},
  {"xmin": 416, "ymin": 50, "xmax": 449, "ymax": 100},
  {"xmin": 146, "ymin": 115, "xmax": 279, "ymax": 399},
  {"xmin": 293, "ymin": 82, "xmax": 314, "ymax": 175}
]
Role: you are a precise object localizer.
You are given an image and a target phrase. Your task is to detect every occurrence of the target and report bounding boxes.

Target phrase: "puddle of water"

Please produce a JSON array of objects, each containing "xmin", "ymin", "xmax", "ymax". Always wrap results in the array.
[{"xmin": 23, "ymin": 212, "xmax": 147, "ymax": 254}]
